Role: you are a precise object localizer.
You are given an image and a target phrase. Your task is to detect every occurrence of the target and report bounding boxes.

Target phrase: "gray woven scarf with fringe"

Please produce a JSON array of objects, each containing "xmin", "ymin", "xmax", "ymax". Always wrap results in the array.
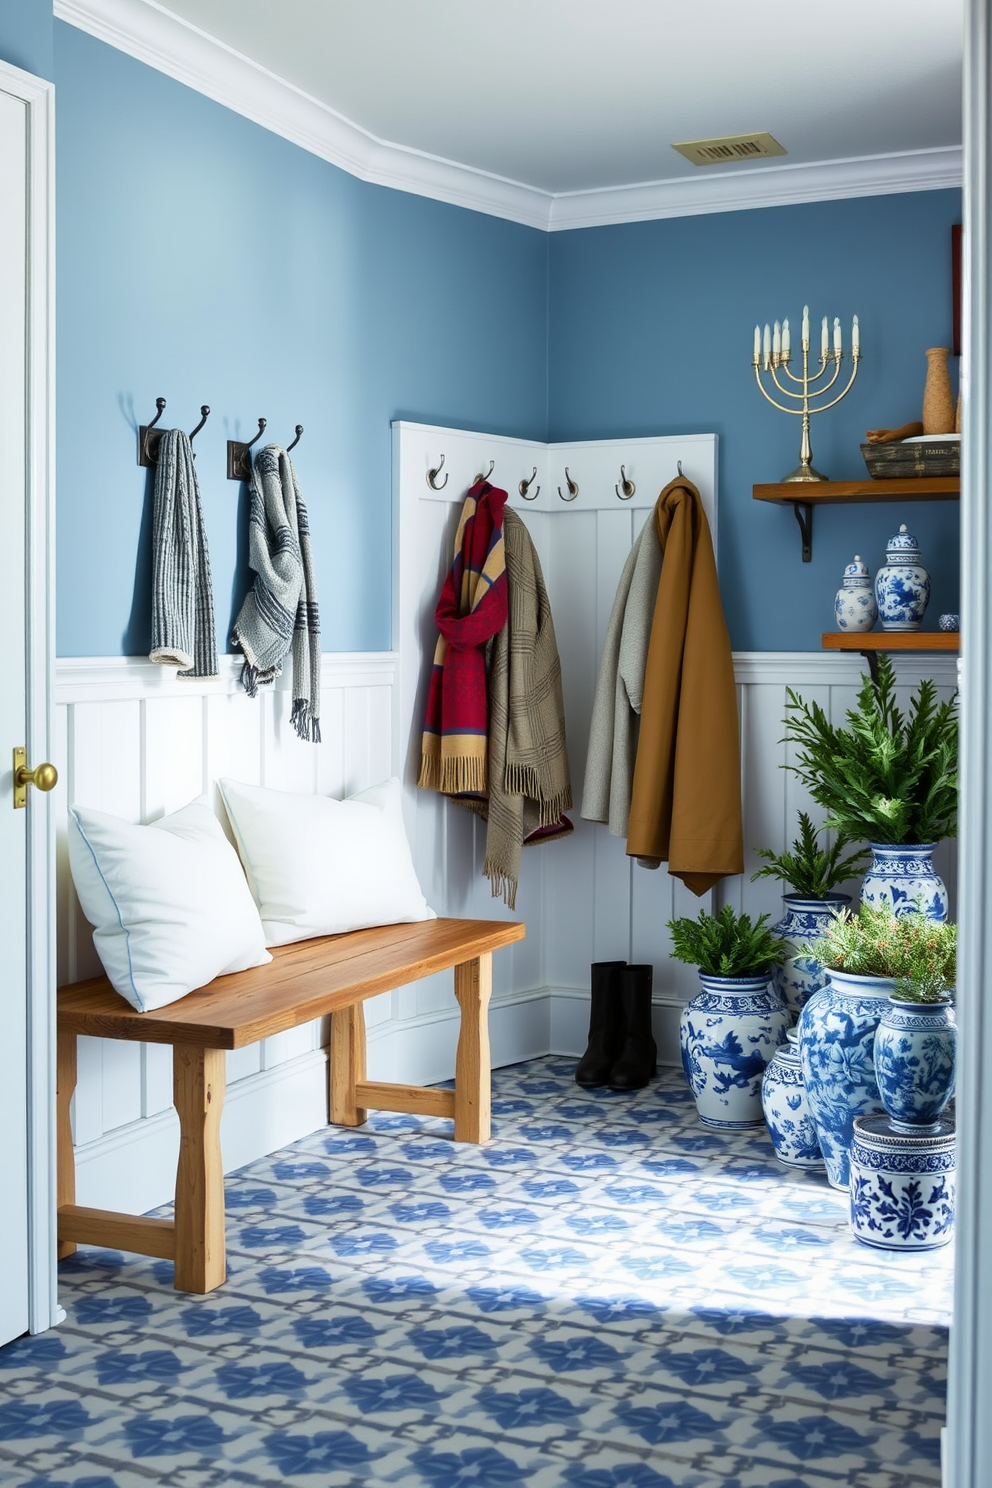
[
  {"xmin": 466, "ymin": 508, "xmax": 573, "ymax": 908},
  {"xmin": 232, "ymin": 444, "xmax": 321, "ymax": 742},
  {"xmin": 149, "ymin": 427, "xmax": 218, "ymax": 678}
]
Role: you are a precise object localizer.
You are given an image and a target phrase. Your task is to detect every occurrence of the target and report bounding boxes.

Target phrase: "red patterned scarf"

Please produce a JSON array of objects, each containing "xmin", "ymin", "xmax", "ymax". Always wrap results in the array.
[{"xmin": 419, "ymin": 481, "xmax": 508, "ymax": 797}]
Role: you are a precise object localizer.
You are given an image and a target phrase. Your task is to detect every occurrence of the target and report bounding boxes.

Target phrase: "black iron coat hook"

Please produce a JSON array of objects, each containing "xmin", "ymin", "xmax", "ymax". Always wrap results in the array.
[
  {"xmin": 227, "ymin": 418, "xmax": 267, "ymax": 481},
  {"xmin": 287, "ymin": 424, "xmax": 303, "ymax": 453},
  {"xmin": 137, "ymin": 397, "xmax": 211, "ymax": 466}
]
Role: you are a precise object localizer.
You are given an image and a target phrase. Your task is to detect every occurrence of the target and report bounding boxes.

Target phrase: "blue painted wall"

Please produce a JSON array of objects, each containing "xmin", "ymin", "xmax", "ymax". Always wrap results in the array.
[
  {"xmin": 0, "ymin": 0, "xmax": 53, "ymax": 80},
  {"xmin": 54, "ymin": 23, "xmax": 549, "ymax": 655},
  {"xmin": 548, "ymin": 192, "xmax": 963, "ymax": 650}
]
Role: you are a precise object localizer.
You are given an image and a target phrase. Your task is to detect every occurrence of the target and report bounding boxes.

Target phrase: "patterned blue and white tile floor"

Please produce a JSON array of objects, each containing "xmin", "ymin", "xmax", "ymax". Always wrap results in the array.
[{"xmin": 0, "ymin": 1058, "xmax": 952, "ymax": 1488}]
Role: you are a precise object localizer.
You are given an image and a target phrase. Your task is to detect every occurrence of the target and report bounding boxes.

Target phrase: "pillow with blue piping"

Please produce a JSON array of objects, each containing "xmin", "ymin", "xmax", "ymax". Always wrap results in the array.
[{"xmin": 67, "ymin": 799, "xmax": 271, "ymax": 1012}]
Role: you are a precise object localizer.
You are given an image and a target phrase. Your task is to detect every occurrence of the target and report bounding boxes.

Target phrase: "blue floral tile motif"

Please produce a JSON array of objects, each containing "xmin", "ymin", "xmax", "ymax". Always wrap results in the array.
[
  {"xmin": 31, "ymin": 1058, "xmax": 949, "ymax": 1488},
  {"xmin": 215, "ymin": 1361, "xmax": 308, "ymax": 1397},
  {"xmin": 0, "ymin": 1400, "xmax": 93, "ymax": 1440},
  {"xmin": 343, "ymin": 1372, "xmax": 441, "ymax": 1414},
  {"xmin": 753, "ymin": 1412, "xmax": 875, "ymax": 1460},
  {"xmin": 408, "ymin": 1444, "xmax": 526, "ymax": 1486},
  {"xmin": 95, "ymin": 1349, "xmax": 184, "ymax": 1385},
  {"xmin": 265, "ymin": 1428, "xmax": 371, "ymax": 1474},
  {"xmin": 475, "ymin": 1385, "xmax": 583, "ymax": 1429},
  {"xmin": 615, "ymin": 1399, "xmax": 721, "ymax": 1443},
  {"xmin": 124, "ymin": 1413, "xmax": 225, "ymax": 1458}
]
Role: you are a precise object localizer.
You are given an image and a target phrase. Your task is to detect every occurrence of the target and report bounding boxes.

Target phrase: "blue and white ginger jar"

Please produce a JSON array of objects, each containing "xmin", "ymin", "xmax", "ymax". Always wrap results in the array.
[
  {"xmin": 861, "ymin": 842, "xmax": 948, "ymax": 921},
  {"xmin": 834, "ymin": 555, "xmax": 878, "ymax": 633},
  {"xmin": 849, "ymin": 1113, "xmax": 955, "ymax": 1251},
  {"xmin": 680, "ymin": 973, "xmax": 790, "ymax": 1129},
  {"xmin": 798, "ymin": 969, "xmax": 893, "ymax": 1189},
  {"xmin": 874, "ymin": 996, "xmax": 956, "ymax": 1131},
  {"xmin": 761, "ymin": 1029, "xmax": 824, "ymax": 1169},
  {"xmin": 874, "ymin": 523, "xmax": 931, "ymax": 632},
  {"xmin": 771, "ymin": 893, "xmax": 849, "ymax": 1020}
]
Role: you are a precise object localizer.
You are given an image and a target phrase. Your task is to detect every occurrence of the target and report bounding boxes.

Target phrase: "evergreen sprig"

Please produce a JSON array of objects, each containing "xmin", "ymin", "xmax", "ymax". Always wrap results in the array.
[
  {"xmin": 808, "ymin": 902, "xmax": 956, "ymax": 1003},
  {"xmin": 667, "ymin": 904, "xmax": 786, "ymax": 978},
  {"xmin": 782, "ymin": 654, "xmax": 958, "ymax": 845},
  {"xmin": 751, "ymin": 811, "xmax": 869, "ymax": 897}
]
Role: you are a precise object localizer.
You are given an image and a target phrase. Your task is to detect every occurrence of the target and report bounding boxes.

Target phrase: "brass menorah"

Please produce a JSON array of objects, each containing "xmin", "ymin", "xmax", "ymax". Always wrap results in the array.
[{"xmin": 753, "ymin": 305, "xmax": 861, "ymax": 481}]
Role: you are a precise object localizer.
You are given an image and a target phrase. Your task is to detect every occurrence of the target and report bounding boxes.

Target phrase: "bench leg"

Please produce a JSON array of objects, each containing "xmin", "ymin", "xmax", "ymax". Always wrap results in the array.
[
  {"xmin": 453, "ymin": 952, "xmax": 492, "ymax": 1143},
  {"xmin": 173, "ymin": 1046, "xmax": 226, "ymax": 1294},
  {"xmin": 329, "ymin": 1004, "xmax": 368, "ymax": 1127},
  {"xmin": 56, "ymin": 1029, "xmax": 77, "ymax": 1260}
]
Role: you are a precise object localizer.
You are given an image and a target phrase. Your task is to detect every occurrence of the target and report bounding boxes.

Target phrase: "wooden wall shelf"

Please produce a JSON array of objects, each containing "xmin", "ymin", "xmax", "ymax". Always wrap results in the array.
[
  {"xmin": 822, "ymin": 632, "xmax": 959, "ymax": 652},
  {"xmin": 753, "ymin": 477, "xmax": 960, "ymax": 561}
]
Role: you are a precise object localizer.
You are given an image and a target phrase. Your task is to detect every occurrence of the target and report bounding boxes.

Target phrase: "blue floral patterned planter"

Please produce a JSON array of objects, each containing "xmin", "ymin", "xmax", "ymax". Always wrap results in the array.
[
  {"xmin": 849, "ymin": 1113, "xmax": 955, "ymax": 1251},
  {"xmin": 760, "ymin": 1029, "xmax": 825, "ymax": 1170},
  {"xmin": 770, "ymin": 894, "xmax": 849, "ymax": 1021},
  {"xmin": 861, "ymin": 842, "xmax": 948, "ymax": 922},
  {"xmin": 798, "ymin": 969, "xmax": 893, "ymax": 1190},
  {"xmin": 680, "ymin": 974, "xmax": 790, "ymax": 1130},
  {"xmin": 874, "ymin": 996, "xmax": 956, "ymax": 1132}
]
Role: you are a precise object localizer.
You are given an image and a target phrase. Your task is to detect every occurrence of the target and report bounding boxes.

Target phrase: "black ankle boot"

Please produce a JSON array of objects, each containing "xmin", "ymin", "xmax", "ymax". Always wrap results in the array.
[
  {"xmin": 609, "ymin": 964, "xmax": 657, "ymax": 1091},
  {"xmin": 575, "ymin": 961, "xmax": 626, "ymax": 1087}
]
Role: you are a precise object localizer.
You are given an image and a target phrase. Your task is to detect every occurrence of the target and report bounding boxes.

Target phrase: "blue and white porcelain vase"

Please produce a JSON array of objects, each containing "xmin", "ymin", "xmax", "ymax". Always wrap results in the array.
[
  {"xmin": 771, "ymin": 893, "xmax": 849, "ymax": 1021},
  {"xmin": 680, "ymin": 973, "xmax": 790, "ymax": 1129},
  {"xmin": 849, "ymin": 1113, "xmax": 955, "ymax": 1251},
  {"xmin": 798, "ymin": 969, "xmax": 893, "ymax": 1189},
  {"xmin": 761, "ymin": 1029, "xmax": 825, "ymax": 1169},
  {"xmin": 861, "ymin": 842, "xmax": 948, "ymax": 921},
  {"xmin": 874, "ymin": 996, "xmax": 957, "ymax": 1131},
  {"xmin": 874, "ymin": 523, "xmax": 931, "ymax": 632},
  {"xmin": 834, "ymin": 555, "xmax": 878, "ymax": 633}
]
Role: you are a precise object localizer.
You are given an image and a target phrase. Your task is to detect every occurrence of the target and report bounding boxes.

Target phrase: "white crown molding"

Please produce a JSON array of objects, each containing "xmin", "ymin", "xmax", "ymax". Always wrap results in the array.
[
  {"xmin": 548, "ymin": 146, "xmax": 963, "ymax": 230},
  {"xmin": 56, "ymin": 0, "xmax": 963, "ymax": 231}
]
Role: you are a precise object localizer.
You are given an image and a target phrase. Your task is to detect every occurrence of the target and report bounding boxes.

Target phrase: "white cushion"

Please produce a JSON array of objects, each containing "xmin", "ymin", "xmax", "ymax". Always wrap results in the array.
[
  {"xmin": 217, "ymin": 776, "xmax": 435, "ymax": 946},
  {"xmin": 68, "ymin": 800, "xmax": 271, "ymax": 1012}
]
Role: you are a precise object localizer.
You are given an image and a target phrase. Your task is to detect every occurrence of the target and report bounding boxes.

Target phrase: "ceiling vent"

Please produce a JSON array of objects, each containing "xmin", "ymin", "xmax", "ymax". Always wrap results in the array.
[{"xmin": 671, "ymin": 132, "xmax": 787, "ymax": 167}]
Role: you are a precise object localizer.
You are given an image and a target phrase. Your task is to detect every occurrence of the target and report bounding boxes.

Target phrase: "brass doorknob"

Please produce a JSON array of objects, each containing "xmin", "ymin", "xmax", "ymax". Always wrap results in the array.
[{"xmin": 12, "ymin": 747, "xmax": 58, "ymax": 809}]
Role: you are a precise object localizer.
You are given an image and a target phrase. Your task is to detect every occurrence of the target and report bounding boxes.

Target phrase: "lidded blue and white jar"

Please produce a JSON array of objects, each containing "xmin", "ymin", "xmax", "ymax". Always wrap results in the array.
[
  {"xmin": 834, "ymin": 555, "xmax": 878, "ymax": 633},
  {"xmin": 849, "ymin": 1113, "xmax": 955, "ymax": 1251},
  {"xmin": 875, "ymin": 524, "xmax": 931, "ymax": 632},
  {"xmin": 761, "ymin": 1029, "xmax": 825, "ymax": 1169}
]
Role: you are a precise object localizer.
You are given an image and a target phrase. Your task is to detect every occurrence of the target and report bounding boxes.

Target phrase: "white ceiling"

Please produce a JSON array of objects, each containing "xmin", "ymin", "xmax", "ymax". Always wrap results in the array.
[{"xmin": 151, "ymin": 0, "xmax": 961, "ymax": 196}]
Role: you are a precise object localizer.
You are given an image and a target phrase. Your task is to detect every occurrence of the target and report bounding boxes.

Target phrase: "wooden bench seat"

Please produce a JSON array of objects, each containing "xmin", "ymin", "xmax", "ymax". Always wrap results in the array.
[{"xmin": 57, "ymin": 916, "xmax": 524, "ymax": 1294}]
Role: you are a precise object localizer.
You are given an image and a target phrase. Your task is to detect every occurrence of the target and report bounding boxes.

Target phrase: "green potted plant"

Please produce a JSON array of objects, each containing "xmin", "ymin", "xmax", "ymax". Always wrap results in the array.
[
  {"xmin": 669, "ymin": 905, "xmax": 788, "ymax": 1129},
  {"xmin": 783, "ymin": 652, "xmax": 957, "ymax": 921},
  {"xmin": 796, "ymin": 902, "xmax": 957, "ymax": 1189},
  {"xmin": 752, "ymin": 811, "xmax": 869, "ymax": 1019}
]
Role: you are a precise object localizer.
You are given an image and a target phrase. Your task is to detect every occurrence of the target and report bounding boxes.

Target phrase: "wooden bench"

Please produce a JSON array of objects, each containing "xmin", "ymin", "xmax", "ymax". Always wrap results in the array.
[{"xmin": 56, "ymin": 916, "xmax": 524, "ymax": 1295}]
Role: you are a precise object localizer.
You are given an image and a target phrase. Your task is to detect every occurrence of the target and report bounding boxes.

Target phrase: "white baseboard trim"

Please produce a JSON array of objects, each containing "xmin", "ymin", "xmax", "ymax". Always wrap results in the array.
[{"xmin": 549, "ymin": 987, "xmax": 685, "ymax": 1068}]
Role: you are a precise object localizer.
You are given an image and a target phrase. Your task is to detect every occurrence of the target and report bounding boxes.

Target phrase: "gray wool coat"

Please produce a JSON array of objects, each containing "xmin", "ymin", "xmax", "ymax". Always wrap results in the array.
[{"xmin": 580, "ymin": 517, "xmax": 663, "ymax": 837}]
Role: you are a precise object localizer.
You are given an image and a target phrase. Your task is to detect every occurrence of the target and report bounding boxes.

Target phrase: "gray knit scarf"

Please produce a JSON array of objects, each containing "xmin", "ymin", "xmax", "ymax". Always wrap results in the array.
[
  {"xmin": 232, "ymin": 444, "xmax": 321, "ymax": 742},
  {"xmin": 149, "ymin": 427, "xmax": 218, "ymax": 678}
]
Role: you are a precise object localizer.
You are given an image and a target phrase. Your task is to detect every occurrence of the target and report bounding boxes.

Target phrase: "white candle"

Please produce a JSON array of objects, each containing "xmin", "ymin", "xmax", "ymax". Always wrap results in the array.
[
  {"xmin": 763, "ymin": 323, "xmax": 771, "ymax": 369},
  {"xmin": 802, "ymin": 305, "xmax": 810, "ymax": 350},
  {"xmin": 834, "ymin": 317, "xmax": 842, "ymax": 358},
  {"xmin": 773, "ymin": 320, "xmax": 781, "ymax": 361},
  {"xmin": 821, "ymin": 315, "xmax": 829, "ymax": 358},
  {"xmin": 852, "ymin": 314, "xmax": 860, "ymax": 356},
  {"xmin": 754, "ymin": 325, "xmax": 761, "ymax": 363},
  {"xmin": 782, "ymin": 318, "xmax": 791, "ymax": 358}
]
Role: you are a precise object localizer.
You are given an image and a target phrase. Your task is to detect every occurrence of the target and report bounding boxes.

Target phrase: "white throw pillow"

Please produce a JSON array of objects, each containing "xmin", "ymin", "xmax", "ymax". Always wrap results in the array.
[
  {"xmin": 217, "ymin": 776, "xmax": 435, "ymax": 946},
  {"xmin": 68, "ymin": 799, "xmax": 272, "ymax": 1012}
]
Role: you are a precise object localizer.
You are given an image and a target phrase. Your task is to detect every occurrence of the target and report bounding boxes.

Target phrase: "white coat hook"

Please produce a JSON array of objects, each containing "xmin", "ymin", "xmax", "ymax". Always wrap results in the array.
[
  {"xmin": 426, "ymin": 454, "xmax": 448, "ymax": 490},
  {"xmin": 558, "ymin": 467, "xmax": 579, "ymax": 502}
]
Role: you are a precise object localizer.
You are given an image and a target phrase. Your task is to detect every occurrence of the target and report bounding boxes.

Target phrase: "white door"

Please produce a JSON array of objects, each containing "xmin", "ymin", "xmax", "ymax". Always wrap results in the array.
[
  {"xmin": 0, "ymin": 60, "xmax": 56, "ymax": 1345},
  {"xmin": 0, "ymin": 83, "xmax": 31, "ymax": 1349}
]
